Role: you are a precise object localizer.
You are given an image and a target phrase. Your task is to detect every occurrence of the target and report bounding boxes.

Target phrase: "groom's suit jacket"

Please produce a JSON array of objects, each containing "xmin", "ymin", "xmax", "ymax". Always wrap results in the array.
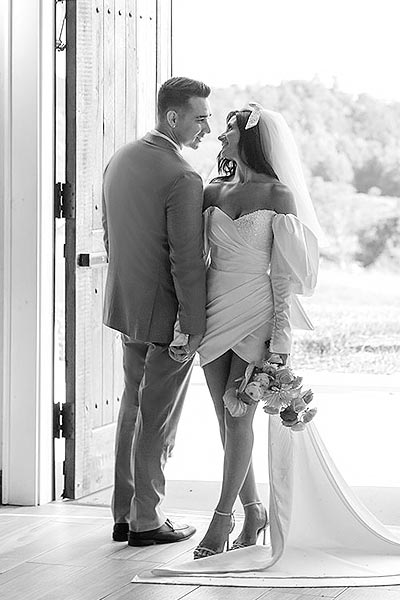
[{"xmin": 102, "ymin": 132, "xmax": 206, "ymax": 344}]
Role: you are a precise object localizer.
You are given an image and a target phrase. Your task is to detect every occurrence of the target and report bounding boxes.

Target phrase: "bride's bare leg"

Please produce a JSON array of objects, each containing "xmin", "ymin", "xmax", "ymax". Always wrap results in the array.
[
  {"xmin": 199, "ymin": 353, "xmax": 262, "ymax": 553},
  {"xmin": 224, "ymin": 354, "xmax": 268, "ymax": 547},
  {"xmin": 199, "ymin": 353, "xmax": 237, "ymax": 554},
  {"xmin": 217, "ymin": 352, "xmax": 258, "ymax": 513},
  {"xmin": 203, "ymin": 352, "xmax": 231, "ymax": 445},
  {"xmin": 204, "ymin": 354, "xmax": 259, "ymax": 503}
]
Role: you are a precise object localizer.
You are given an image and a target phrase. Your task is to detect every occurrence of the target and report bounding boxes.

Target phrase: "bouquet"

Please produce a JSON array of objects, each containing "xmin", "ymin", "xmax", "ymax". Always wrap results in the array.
[{"xmin": 223, "ymin": 355, "xmax": 317, "ymax": 431}]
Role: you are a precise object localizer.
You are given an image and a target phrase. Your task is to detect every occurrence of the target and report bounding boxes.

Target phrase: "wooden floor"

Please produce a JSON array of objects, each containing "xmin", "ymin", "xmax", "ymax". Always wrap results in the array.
[{"xmin": 1, "ymin": 502, "xmax": 400, "ymax": 600}]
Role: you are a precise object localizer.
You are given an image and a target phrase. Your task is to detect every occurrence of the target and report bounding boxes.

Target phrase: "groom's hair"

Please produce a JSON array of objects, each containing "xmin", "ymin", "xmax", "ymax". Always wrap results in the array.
[{"xmin": 157, "ymin": 77, "xmax": 210, "ymax": 119}]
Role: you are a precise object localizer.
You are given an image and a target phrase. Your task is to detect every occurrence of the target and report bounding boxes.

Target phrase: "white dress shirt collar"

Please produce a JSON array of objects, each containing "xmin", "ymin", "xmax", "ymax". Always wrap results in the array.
[{"xmin": 150, "ymin": 129, "xmax": 181, "ymax": 153}]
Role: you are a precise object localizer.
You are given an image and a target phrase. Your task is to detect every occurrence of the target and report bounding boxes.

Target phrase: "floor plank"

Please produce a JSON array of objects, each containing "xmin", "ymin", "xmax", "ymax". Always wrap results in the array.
[
  {"xmin": 259, "ymin": 590, "xmax": 345, "ymax": 598},
  {"xmin": 259, "ymin": 593, "xmax": 319, "ymax": 600},
  {"xmin": 0, "ymin": 519, "xmax": 100, "ymax": 572},
  {"xmin": 29, "ymin": 523, "xmax": 124, "ymax": 567},
  {"xmin": 0, "ymin": 503, "xmax": 399, "ymax": 600},
  {"xmin": 0, "ymin": 562, "xmax": 84, "ymax": 600},
  {"xmin": 108, "ymin": 583, "xmax": 198, "ymax": 600},
  {"xmin": 183, "ymin": 586, "xmax": 271, "ymax": 599},
  {"xmin": 336, "ymin": 586, "xmax": 400, "ymax": 599},
  {"xmin": 28, "ymin": 558, "xmax": 158, "ymax": 600},
  {"xmin": 258, "ymin": 589, "xmax": 345, "ymax": 599}
]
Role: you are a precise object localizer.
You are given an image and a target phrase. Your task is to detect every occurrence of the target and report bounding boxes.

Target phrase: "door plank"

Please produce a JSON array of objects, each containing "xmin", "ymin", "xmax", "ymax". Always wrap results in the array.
[
  {"xmin": 92, "ymin": 0, "xmax": 104, "ymax": 233},
  {"xmin": 92, "ymin": 269, "xmax": 104, "ymax": 429},
  {"xmin": 64, "ymin": 0, "xmax": 78, "ymax": 499},
  {"xmin": 112, "ymin": 330, "xmax": 124, "ymax": 422},
  {"xmin": 101, "ymin": 0, "xmax": 117, "ymax": 431},
  {"xmin": 90, "ymin": 0, "xmax": 108, "ymax": 431},
  {"xmin": 125, "ymin": 0, "xmax": 137, "ymax": 142},
  {"xmin": 114, "ymin": 0, "xmax": 126, "ymax": 151},
  {"xmin": 103, "ymin": 0, "xmax": 116, "ymax": 166},
  {"xmin": 156, "ymin": 0, "xmax": 172, "ymax": 86},
  {"xmin": 136, "ymin": 0, "xmax": 157, "ymax": 137}
]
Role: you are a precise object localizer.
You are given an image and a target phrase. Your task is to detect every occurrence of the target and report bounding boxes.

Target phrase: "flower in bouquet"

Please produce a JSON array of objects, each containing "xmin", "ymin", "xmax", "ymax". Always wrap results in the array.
[
  {"xmin": 277, "ymin": 386, "xmax": 317, "ymax": 431},
  {"xmin": 223, "ymin": 360, "xmax": 268, "ymax": 417},
  {"xmin": 228, "ymin": 357, "xmax": 317, "ymax": 431}
]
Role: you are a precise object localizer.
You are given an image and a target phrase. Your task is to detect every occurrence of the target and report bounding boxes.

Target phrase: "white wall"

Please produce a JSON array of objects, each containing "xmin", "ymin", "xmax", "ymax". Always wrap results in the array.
[
  {"xmin": 0, "ymin": 0, "xmax": 11, "ymax": 484},
  {"xmin": 0, "ymin": 0, "xmax": 55, "ymax": 504}
]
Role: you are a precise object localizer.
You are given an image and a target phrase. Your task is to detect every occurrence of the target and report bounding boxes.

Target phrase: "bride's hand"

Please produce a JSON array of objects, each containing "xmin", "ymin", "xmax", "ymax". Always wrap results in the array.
[
  {"xmin": 169, "ymin": 345, "xmax": 191, "ymax": 363},
  {"xmin": 168, "ymin": 332, "xmax": 203, "ymax": 363},
  {"xmin": 266, "ymin": 351, "xmax": 289, "ymax": 365}
]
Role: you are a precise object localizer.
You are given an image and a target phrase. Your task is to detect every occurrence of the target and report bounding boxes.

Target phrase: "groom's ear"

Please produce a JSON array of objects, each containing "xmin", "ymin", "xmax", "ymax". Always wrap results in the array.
[{"xmin": 166, "ymin": 109, "xmax": 178, "ymax": 129}]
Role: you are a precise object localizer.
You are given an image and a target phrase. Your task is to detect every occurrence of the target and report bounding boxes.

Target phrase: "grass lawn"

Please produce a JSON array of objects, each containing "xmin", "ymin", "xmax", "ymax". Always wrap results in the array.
[{"xmin": 291, "ymin": 263, "xmax": 400, "ymax": 374}]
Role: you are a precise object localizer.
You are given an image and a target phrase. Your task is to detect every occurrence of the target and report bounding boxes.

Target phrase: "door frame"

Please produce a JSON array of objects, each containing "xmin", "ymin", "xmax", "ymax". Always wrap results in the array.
[{"xmin": 0, "ymin": 0, "xmax": 54, "ymax": 505}]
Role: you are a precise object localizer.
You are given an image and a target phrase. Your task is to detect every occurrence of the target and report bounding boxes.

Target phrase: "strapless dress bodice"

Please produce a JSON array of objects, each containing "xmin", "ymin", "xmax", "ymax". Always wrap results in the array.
[
  {"xmin": 208, "ymin": 207, "xmax": 275, "ymax": 274},
  {"xmin": 233, "ymin": 209, "xmax": 275, "ymax": 250}
]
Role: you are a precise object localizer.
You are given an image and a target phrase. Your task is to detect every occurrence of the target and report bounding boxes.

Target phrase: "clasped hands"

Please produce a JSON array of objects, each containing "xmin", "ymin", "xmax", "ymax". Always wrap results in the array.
[{"xmin": 168, "ymin": 332, "xmax": 203, "ymax": 363}]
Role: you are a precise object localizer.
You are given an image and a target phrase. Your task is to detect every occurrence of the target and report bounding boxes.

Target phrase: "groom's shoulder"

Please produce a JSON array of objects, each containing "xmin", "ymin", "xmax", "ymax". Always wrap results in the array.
[
  {"xmin": 164, "ymin": 151, "xmax": 202, "ymax": 187},
  {"xmin": 204, "ymin": 181, "xmax": 223, "ymax": 206},
  {"xmin": 108, "ymin": 137, "xmax": 201, "ymax": 184}
]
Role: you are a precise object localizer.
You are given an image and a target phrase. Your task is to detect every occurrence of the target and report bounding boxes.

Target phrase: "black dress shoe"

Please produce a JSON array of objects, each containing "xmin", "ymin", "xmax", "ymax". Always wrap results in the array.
[
  {"xmin": 128, "ymin": 518, "xmax": 196, "ymax": 546},
  {"xmin": 113, "ymin": 522, "xmax": 129, "ymax": 542}
]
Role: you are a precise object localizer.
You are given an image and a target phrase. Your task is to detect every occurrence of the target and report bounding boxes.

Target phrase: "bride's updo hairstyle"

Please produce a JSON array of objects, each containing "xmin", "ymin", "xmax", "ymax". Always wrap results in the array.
[{"xmin": 215, "ymin": 109, "xmax": 279, "ymax": 181}]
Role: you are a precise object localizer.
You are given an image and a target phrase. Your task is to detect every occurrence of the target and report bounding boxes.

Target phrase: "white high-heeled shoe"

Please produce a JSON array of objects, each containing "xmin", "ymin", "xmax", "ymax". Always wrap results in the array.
[
  {"xmin": 231, "ymin": 501, "xmax": 269, "ymax": 550},
  {"xmin": 193, "ymin": 510, "xmax": 235, "ymax": 559}
]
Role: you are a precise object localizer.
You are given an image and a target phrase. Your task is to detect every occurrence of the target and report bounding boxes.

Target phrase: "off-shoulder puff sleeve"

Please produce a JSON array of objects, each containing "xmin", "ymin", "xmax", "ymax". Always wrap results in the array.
[{"xmin": 269, "ymin": 214, "xmax": 319, "ymax": 354}]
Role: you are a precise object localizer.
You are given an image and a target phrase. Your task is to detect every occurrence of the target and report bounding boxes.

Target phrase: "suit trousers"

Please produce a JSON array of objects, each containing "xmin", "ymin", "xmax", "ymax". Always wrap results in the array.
[{"xmin": 111, "ymin": 336, "xmax": 194, "ymax": 532}]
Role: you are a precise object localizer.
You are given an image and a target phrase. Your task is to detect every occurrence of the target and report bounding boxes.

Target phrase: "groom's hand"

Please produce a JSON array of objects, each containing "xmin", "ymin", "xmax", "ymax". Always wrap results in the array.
[
  {"xmin": 168, "ymin": 345, "xmax": 190, "ymax": 362},
  {"xmin": 187, "ymin": 332, "xmax": 203, "ymax": 355},
  {"xmin": 168, "ymin": 332, "xmax": 203, "ymax": 363}
]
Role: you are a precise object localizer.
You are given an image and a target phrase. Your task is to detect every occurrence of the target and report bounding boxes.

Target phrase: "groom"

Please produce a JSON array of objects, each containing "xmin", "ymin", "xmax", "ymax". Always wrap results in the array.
[{"xmin": 102, "ymin": 77, "xmax": 211, "ymax": 545}]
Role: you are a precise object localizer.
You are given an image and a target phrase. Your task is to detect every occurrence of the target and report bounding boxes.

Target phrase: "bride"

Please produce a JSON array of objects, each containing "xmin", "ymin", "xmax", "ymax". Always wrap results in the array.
[
  {"xmin": 161, "ymin": 103, "xmax": 400, "ymax": 579},
  {"xmin": 194, "ymin": 103, "xmax": 318, "ymax": 559}
]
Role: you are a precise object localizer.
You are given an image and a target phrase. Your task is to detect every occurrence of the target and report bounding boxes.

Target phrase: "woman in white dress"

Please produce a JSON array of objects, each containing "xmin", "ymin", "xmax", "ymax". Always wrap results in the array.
[{"xmin": 193, "ymin": 103, "xmax": 321, "ymax": 559}]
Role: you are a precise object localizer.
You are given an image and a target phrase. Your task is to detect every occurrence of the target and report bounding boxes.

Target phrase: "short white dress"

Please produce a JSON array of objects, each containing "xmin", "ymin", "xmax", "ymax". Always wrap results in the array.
[{"xmin": 197, "ymin": 205, "xmax": 317, "ymax": 367}]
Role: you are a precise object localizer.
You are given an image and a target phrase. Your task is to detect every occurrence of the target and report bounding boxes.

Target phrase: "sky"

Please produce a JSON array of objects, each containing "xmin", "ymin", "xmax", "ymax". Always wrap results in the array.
[{"xmin": 173, "ymin": 0, "xmax": 400, "ymax": 102}]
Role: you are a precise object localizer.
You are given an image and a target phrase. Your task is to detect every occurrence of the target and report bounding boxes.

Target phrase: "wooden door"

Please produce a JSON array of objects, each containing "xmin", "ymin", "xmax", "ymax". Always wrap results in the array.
[{"xmin": 64, "ymin": 0, "xmax": 172, "ymax": 499}]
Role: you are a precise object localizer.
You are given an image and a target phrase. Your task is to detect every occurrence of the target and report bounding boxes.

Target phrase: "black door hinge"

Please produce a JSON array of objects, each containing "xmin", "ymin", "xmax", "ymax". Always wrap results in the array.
[
  {"xmin": 55, "ymin": 182, "xmax": 75, "ymax": 219},
  {"xmin": 53, "ymin": 402, "xmax": 74, "ymax": 439}
]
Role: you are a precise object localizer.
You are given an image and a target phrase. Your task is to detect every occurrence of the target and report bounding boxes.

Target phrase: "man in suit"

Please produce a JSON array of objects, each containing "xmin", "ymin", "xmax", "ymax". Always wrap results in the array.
[{"xmin": 102, "ymin": 77, "xmax": 211, "ymax": 546}]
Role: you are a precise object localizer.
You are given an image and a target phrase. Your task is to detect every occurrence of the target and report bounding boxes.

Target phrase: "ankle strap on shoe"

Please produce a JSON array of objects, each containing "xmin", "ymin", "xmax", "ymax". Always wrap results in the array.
[
  {"xmin": 214, "ymin": 509, "xmax": 233, "ymax": 517},
  {"xmin": 243, "ymin": 501, "xmax": 262, "ymax": 508}
]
